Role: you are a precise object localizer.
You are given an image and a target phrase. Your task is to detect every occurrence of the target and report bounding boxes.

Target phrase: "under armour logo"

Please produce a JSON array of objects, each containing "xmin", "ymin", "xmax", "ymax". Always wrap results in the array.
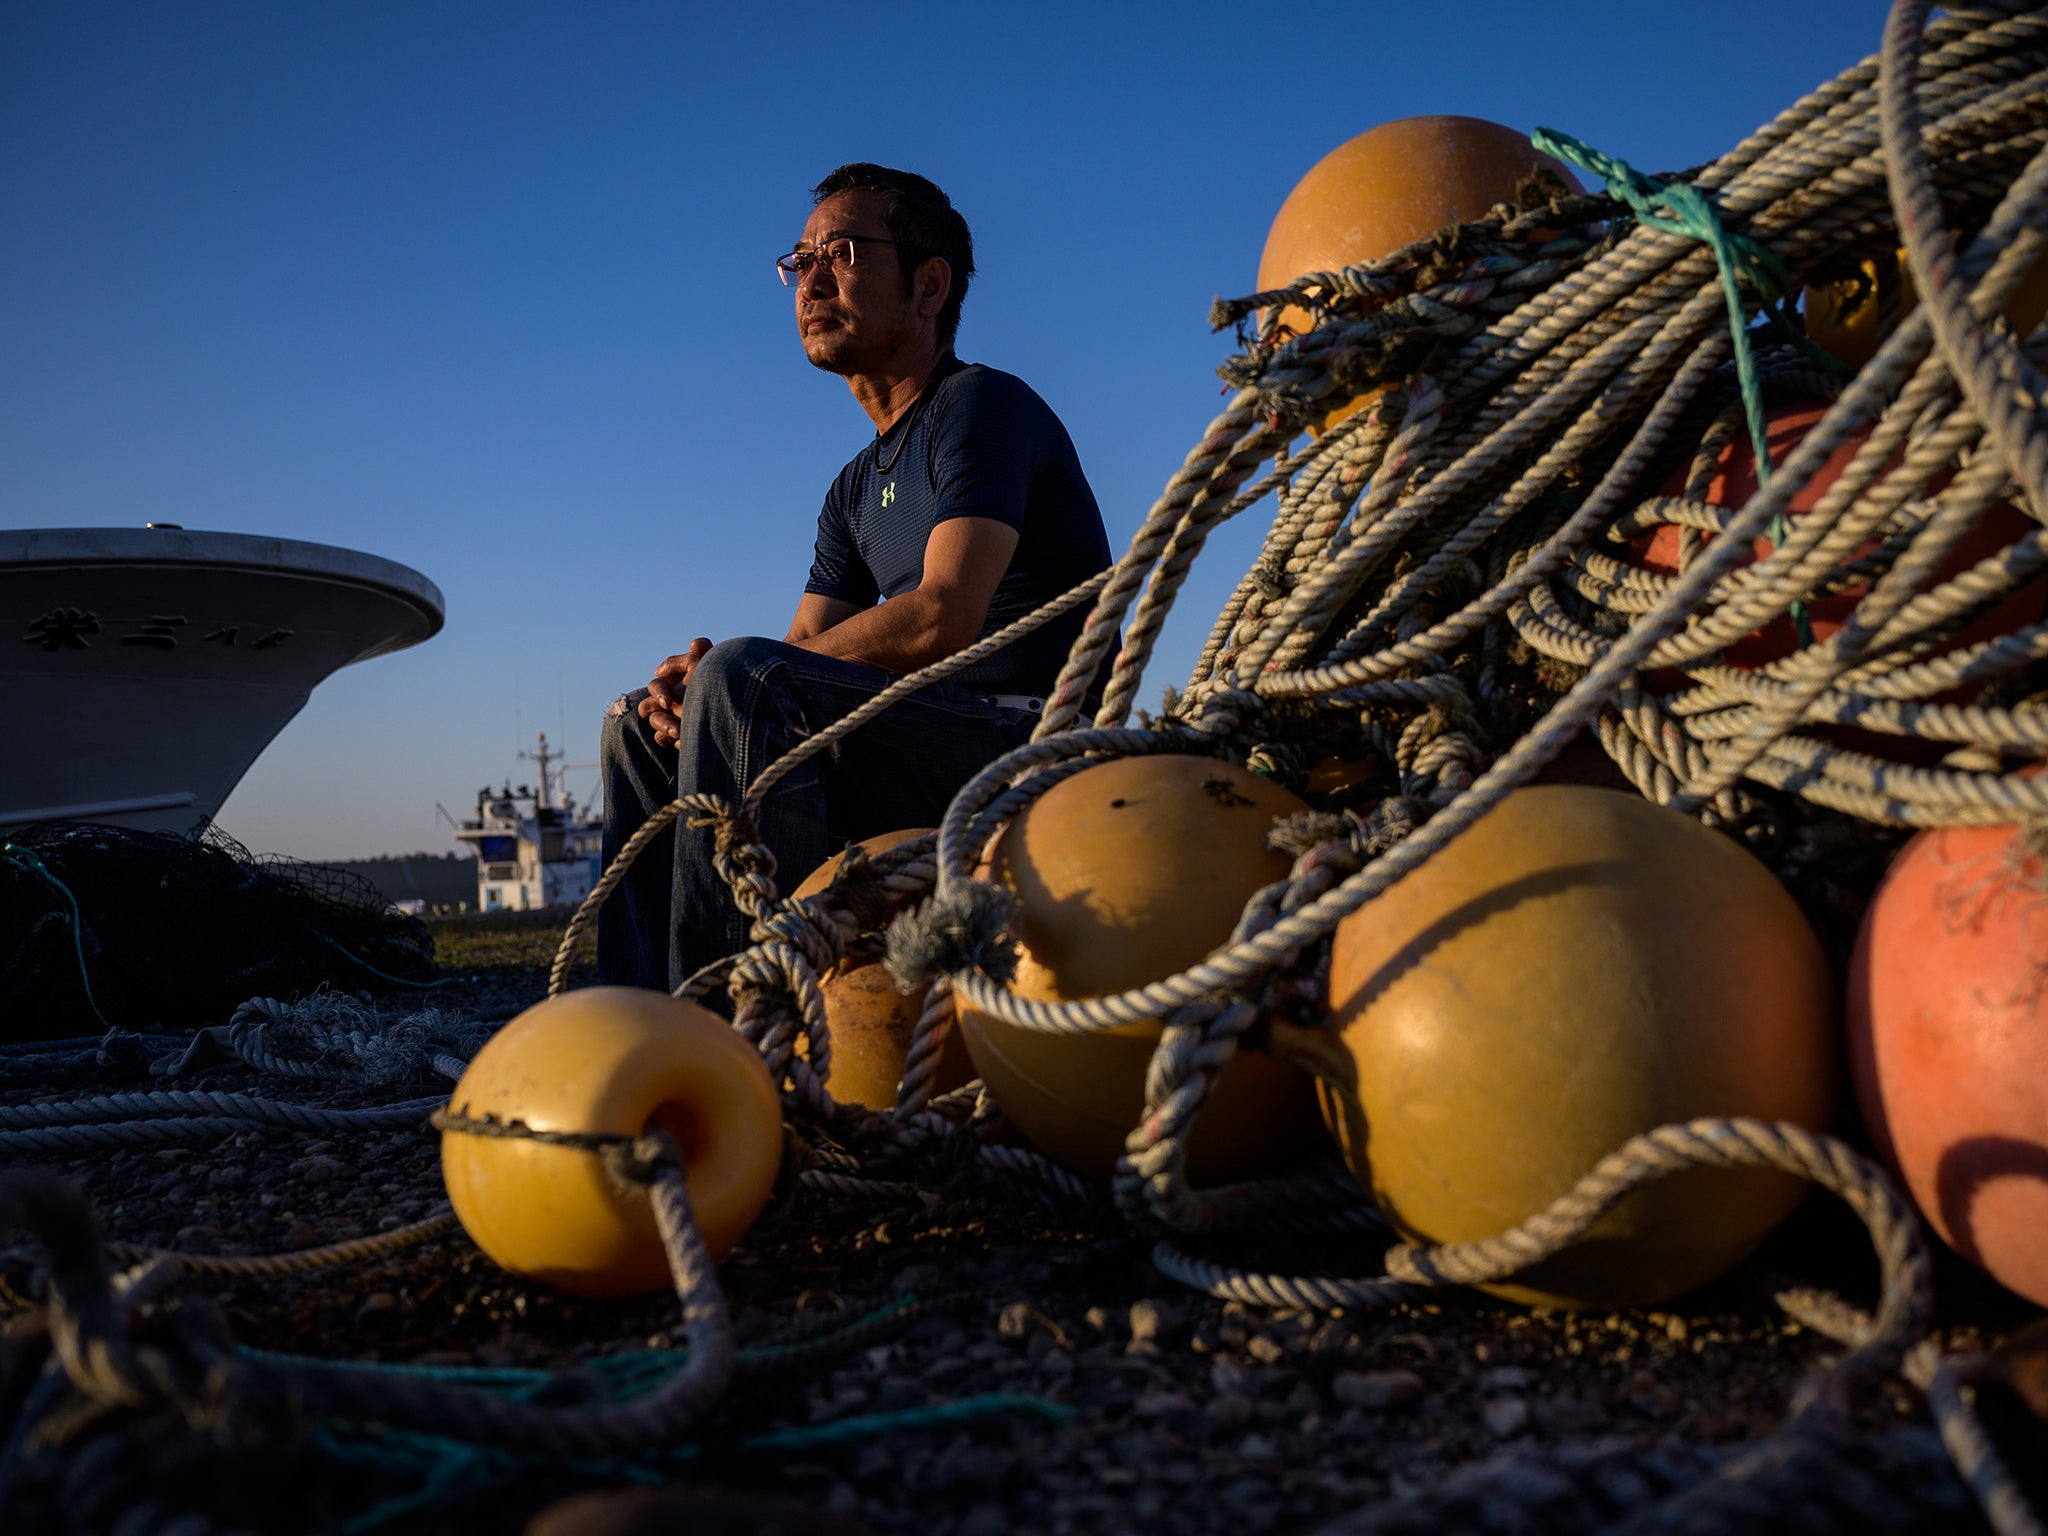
[{"xmin": 881, "ymin": 481, "xmax": 895, "ymax": 507}]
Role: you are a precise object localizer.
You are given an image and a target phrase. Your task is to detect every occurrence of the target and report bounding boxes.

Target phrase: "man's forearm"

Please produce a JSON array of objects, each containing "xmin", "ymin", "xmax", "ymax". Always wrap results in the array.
[{"xmin": 791, "ymin": 588, "xmax": 976, "ymax": 674}]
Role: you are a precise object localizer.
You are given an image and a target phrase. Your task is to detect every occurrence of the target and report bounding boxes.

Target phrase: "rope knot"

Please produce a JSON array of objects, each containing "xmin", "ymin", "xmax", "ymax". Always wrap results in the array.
[
  {"xmin": 600, "ymin": 1127, "xmax": 685, "ymax": 1192},
  {"xmin": 687, "ymin": 806, "xmax": 762, "ymax": 861},
  {"xmin": 816, "ymin": 841, "xmax": 902, "ymax": 935},
  {"xmin": 1265, "ymin": 811, "xmax": 1355, "ymax": 859},
  {"xmin": 883, "ymin": 881, "xmax": 1018, "ymax": 990}
]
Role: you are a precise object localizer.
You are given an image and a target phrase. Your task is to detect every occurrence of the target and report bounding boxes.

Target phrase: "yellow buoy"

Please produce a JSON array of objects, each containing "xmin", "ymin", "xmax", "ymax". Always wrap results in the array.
[
  {"xmin": 959, "ymin": 754, "xmax": 1326, "ymax": 1182},
  {"xmin": 1806, "ymin": 246, "xmax": 2048, "ymax": 371},
  {"xmin": 791, "ymin": 829, "xmax": 974, "ymax": 1111},
  {"xmin": 441, "ymin": 987, "xmax": 783, "ymax": 1298},
  {"xmin": 1321, "ymin": 786, "xmax": 1837, "ymax": 1308},
  {"xmin": 1258, "ymin": 115, "xmax": 1583, "ymax": 432}
]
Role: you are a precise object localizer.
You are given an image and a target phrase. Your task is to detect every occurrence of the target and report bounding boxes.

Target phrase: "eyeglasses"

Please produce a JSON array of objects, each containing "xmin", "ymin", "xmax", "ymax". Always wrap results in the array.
[{"xmin": 776, "ymin": 235, "xmax": 903, "ymax": 286}]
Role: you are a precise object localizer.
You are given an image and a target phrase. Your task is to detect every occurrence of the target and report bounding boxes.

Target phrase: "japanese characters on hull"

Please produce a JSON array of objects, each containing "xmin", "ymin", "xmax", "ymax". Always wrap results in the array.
[{"xmin": 22, "ymin": 605, "xmax": 294, "ymax": 654}]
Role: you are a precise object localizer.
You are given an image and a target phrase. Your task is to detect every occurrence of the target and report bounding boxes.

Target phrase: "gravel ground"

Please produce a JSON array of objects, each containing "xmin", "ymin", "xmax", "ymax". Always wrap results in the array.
[{"xmin": 0, "ymin": 911, "xmax": 2040, "ymax": 1536}]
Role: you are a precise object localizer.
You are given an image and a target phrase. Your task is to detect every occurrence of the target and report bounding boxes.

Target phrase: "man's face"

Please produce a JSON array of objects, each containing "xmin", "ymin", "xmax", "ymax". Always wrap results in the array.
[{"xmin": 793, "ymin": 189, "xmax": 922, "ymax": 374}]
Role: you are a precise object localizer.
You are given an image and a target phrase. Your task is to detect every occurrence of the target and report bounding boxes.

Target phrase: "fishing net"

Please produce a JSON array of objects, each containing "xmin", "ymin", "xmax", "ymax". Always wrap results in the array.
[{"xmin": 0, "ymin": 821, "xmax": 436, "ymax": 1041}]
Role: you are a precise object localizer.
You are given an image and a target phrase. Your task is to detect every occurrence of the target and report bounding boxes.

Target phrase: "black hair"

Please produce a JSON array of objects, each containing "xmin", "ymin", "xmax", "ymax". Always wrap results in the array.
[{"xmin": 812, "ymin": 162, "xmax": 975, "ymax": 347}]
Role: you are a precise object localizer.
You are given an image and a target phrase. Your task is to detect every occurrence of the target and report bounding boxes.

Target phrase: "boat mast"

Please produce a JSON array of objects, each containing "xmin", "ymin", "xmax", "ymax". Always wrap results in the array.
[{"xmin": 519, "ymin": 733, "xmax": 557, "ymax": 811}]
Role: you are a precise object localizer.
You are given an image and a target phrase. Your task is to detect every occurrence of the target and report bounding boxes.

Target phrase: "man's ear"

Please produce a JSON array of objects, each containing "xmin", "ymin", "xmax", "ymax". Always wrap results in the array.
[{"xmin": 916, "ymin": 256, "xmax": 952, "ymax": 322}]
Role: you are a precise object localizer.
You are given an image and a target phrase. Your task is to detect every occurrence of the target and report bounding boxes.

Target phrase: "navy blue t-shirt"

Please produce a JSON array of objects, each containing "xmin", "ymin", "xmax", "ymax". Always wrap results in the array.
[{"xmin": 804, "ymin": 356, "xmax": 1110, "ymax": 697}]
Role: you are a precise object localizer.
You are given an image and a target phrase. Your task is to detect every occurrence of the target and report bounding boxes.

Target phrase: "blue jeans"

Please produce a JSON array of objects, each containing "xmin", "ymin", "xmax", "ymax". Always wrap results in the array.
[{"xmin": 597, "ymin": 636, "xmax": 1039, "ymax": 992}]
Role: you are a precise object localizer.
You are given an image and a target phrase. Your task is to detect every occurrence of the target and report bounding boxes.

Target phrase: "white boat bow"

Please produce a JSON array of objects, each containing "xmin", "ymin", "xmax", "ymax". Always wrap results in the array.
[{"xmin": 2, "ymin": 526, "xmax": 444, "ymax": 836}]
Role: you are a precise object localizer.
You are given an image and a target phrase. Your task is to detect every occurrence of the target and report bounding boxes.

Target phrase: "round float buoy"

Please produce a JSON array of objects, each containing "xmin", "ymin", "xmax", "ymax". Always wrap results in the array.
[
  {"xmin": 1625, "ymin": 400, "xmax": 2041, "ymax": 763},
  {"xmin": 1258, "ymin": 115, "xmax": 1583, "ymax": 432},
  {"xmin": 1631, "ymin": 400, "xmax": 2039, "ymax": 676},
  {"xmin": 1847, "ymin": 822, "xmax": 2048, "ymax": 1307},
  {"xmin": 441, "ymin": 987, "xmax": 783, "ymax": 1298},
  {"xmin": 1323, "ymin": 785, "xmax": 1837, "ymax": 1309},
  {"xmin": 1806, "ymin": 247, "xmax": 2048, "ymax": 372},
  {"xmin": 958, "ymin": 754, "xmax": 1326, "ymax": 1182},
  {"xmin": 791, "ymin": 829, "xmax": 975, "ymax": 1112}
]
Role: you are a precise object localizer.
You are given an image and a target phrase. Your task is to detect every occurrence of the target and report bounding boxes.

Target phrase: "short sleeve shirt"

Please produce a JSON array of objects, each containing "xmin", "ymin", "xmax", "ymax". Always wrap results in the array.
[{"xmin": 804, "ymin": 356, "xmax": 1111, "ymax": 697}]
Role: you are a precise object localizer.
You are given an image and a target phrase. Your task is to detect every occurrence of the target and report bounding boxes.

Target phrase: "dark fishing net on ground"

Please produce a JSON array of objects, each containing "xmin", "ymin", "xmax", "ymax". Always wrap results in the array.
[{"xmin": 0, "ymin": 822, "xmax": 436, "ymax": 1041}]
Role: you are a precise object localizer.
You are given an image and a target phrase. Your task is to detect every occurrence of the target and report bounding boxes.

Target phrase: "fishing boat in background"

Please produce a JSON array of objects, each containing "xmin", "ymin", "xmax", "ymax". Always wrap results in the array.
[
  {"xmin": 448, "ymin": 733, "xmax": 603, "ymax": 912},
  {"xmin": 1, "ymin": 525, "xmax": 444, "ymax": 836}
]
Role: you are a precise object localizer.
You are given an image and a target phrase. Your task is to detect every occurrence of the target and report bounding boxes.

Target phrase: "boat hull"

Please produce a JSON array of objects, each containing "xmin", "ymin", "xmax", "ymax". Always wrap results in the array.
[{"xmin": 2, "ymin": 527, "xmax": 444, "ymax": 835}]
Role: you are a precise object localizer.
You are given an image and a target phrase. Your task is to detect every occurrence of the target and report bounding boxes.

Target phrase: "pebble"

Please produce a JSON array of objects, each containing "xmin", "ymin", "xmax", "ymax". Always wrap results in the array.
[
  {"xmin": 290, "ymin": 1154, "xmax": 352, "ymax": 1186},
  {"xmin": 1205, "ymin": 1392, "xmax": 1255, "ymax": 1430},
  {"xmin": 1246, "ymin": 1334, "xmax": 1285, "ymax": 1365},
  {"xmin": 1128, "ymin": 1298, "xmax": 1163, "ymax": 1345},
  {"xmin": 891, "ymin": 1261, "xmax": 946, "ymax": 1296},
  {"xmin": 1110, "ymin": 1431, "xmax": 1155, "ymax": 1468},
  {"xmin": 1482, "ymin": 1395, "xmax": 1531, "ymax": 1437},
  {"xmin": 926, "ymin": 1445, "xmax": 1013, "ymax": 1493},
  {"xmin": 872, "ymin": 1376, "xmax": 925, "ymax": 1412},
  {"xmin": 1331, "ymin": 1369, "xmax": 1424, "ymax": 1410},
  {"xmin": 1131, "ymin": 1388, "xmax": 1197, "ymax": 1419}
]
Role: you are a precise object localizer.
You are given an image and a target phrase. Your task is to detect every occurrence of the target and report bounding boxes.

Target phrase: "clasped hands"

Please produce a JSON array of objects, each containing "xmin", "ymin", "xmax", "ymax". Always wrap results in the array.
[{"xmin": 638, "ymin": 637, "xmax": 713, "ymax": 749}]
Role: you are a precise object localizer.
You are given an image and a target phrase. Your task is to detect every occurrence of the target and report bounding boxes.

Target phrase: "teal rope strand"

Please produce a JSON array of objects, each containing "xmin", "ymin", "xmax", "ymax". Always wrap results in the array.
[
  {"xmin": 310, "ymin": 1393, "xmax": 1074, "ymax": 1535},
  {"xmin": 311, "ymin": 928, "xmax": 461, "ymax": 989},
  {"xmin": 235, "ymin": 1292, "xmax": 926, "ymax": 1399},
  {"xmin": 1, "ymin": 844, "xmax": 113, "ymax": 1030},
  {"xmin": 1533, "ymin": 126, "xmax": 1816, "ymax": 647},
  {"xmin": 264, "ymin": 1292, "xmax": 1058, "ymax": 1534}
]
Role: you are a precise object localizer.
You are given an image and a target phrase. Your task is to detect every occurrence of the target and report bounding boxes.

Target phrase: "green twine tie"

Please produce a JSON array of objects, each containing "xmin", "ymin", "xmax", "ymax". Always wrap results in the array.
[{"xmin": 1532, "ymin": 126, "xmax": 1816, "ymax": 648}]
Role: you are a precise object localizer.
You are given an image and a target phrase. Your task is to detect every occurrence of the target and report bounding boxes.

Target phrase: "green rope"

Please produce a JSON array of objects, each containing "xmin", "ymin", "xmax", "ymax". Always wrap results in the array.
[
  {"xmin": 0, "ymin": 844, "xmax": 113, "ymax": 1030},
  {"xmin": 311, "ymin": 928, "xmax": 462, "ymax": 989},
  {"xmin": 235, "ymin": 1293, "xmax": 927, "ymax": 1398},
  {"xmin": 310, "ymin": 1393, "xmax": 1074, "ymax": 1535},
  {"xmin": 256, "ymin": 1293, "xmax": 1059, "ymax": 1534},
  {"xmin": 1533, "ymin": 126, "xmax": 1817, "ymax": 647}
]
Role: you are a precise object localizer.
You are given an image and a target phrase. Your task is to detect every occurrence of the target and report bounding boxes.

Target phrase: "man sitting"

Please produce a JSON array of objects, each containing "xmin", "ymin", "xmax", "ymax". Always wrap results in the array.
[{"xmin": 599, "ymin": 163, "xmax": 1111, "ymax": 992}]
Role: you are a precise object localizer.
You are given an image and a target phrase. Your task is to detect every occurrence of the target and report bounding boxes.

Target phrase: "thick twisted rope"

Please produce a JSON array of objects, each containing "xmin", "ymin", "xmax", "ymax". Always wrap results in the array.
[
  {"xmin": 0, "ymin": 1097, "xmax": 440, "ymax": 1156},
  {"xmin": 0, "ymin": 1143, "xmax": 735, "ymax": 1460}
]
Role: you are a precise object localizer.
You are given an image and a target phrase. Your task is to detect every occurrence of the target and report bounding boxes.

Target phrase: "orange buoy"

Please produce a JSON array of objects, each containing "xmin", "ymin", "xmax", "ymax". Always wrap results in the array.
[
  {"xmin": 791, "ymin": 830, "xmax": 974, "ymax": 1111},
  {"xmin": 1323, "ymin": 786, "xmax": 1837, "ymax": 1309},
  {"xmin": 1847, "ymin": 823, "xmax": 2048, "ymax": 1307},
  {"xmin": 958, "ymin": 754, "xmax": 1326, "ymax": 1182},
  {"xmin": 441, "ymin": 987, "xmax": 783, "ymax": 1298},
  {"xmin": 1632, "ymin": 401, "xmax": 2039, "ymax": 672},
  {"xmin": 1258, "ymin": 115, "xmax": 1582, "ymax": 431},
  {"xmin": 1627, "ymin": 400, "xmax": 2041, "ymax": 760}
]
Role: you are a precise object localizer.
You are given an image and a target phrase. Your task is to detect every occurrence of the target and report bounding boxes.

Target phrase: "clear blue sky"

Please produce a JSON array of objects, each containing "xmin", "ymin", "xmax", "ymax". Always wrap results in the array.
[{"xmin": 3, "ymin": 2, "xmax": 1883, "ymax": 860}]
